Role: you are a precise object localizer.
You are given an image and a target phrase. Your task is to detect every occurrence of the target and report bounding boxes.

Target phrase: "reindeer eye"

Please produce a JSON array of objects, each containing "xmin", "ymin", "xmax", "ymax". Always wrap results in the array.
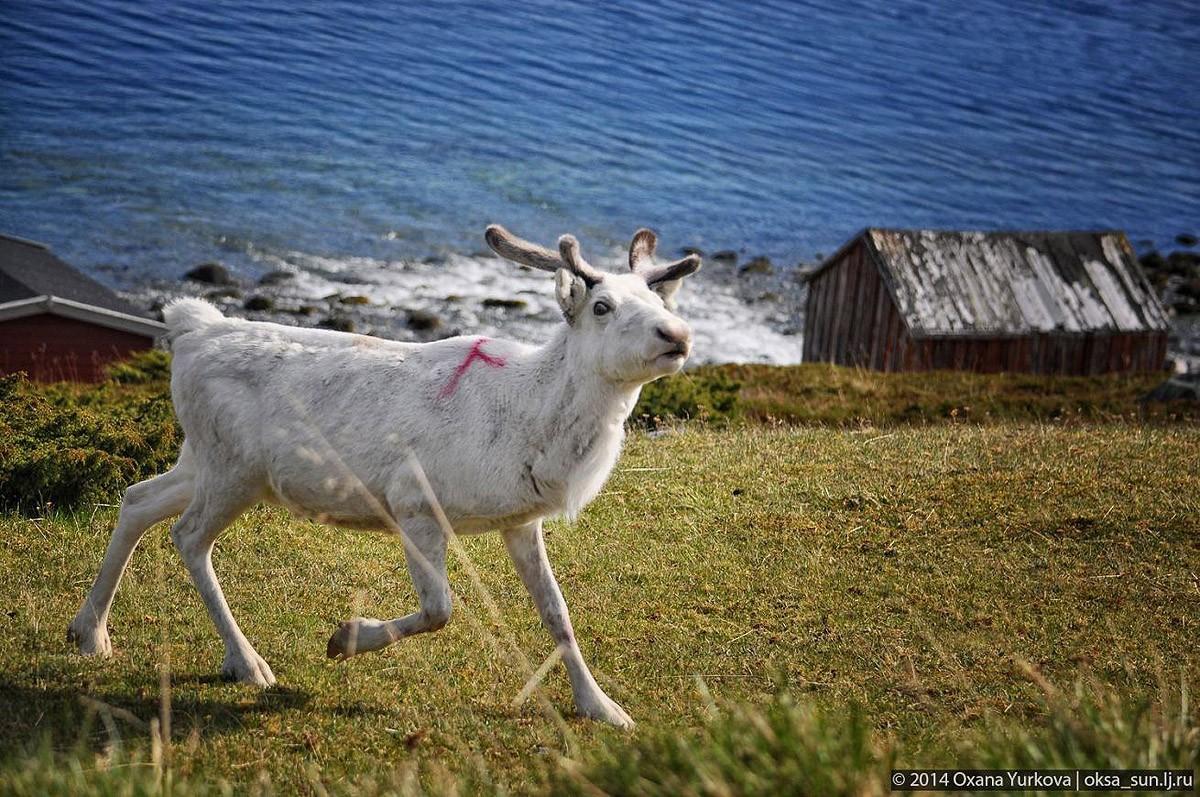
[{"xmin": 592, "ymin": 301, "xmax": 611, "ymax": 317}]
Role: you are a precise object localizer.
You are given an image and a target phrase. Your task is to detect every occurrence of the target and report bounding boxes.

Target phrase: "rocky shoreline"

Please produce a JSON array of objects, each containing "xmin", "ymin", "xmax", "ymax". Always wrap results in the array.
[
  {"xmin": 115, "ymin": 237, "xmax": 1200, "ymax": 372},
  {"xmin": 120, "ymin": 246, "xmax": 810, "ymax": 365},
  {"xmin": 1137, "ymin": 238, "xmax": 1200, "ymax": 372}
]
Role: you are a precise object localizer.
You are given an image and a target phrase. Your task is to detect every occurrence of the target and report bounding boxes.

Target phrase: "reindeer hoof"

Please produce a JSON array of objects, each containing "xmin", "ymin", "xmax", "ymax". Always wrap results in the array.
[
  {"xmin": 67, "ymin": 619, "xmax": 112, "ymax": 657},
  {"xmin": 327, "ymin": 620, "xmax": 358, "ymax": 661},
  {"xmin": 221, "ymin": 650, "xmax": 276, "ymax": 687},
  {"xmin": 577, "ymin": 692, "xmax": 635, "ymax": 729},
  {"xmin": 327, "ymin": 617, "xmax": 392, "ymax": 661}
]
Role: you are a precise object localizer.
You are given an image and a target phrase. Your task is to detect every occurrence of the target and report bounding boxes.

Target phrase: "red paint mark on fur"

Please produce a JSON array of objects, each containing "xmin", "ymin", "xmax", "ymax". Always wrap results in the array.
[{"xmin": 438, "ymin": 337, "xmax": 507, "ymax": 399}]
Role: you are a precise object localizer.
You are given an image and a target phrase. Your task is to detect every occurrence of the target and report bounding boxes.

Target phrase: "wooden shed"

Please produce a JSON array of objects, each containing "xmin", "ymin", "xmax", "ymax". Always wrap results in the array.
[
  {"xmin": 0, "ymin": 233, "xmax": 164, "ymax": 382},
  {"xmin": 802, "ymin": 229, "xmax": 1170, "ymax": 374}
]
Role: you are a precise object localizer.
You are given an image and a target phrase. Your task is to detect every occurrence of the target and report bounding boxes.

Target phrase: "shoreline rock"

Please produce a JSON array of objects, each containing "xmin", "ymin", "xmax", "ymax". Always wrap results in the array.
[
  {"xmin": 120, "ymin": 249, "xmax": 809, "ymax": 364},
  {"xmin": 184, "ymin": 262, "xmax": 235, "ymax": 286}
]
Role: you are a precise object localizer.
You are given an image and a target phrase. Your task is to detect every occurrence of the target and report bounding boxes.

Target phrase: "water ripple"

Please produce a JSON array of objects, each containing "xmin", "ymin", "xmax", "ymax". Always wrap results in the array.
[{"xmin": 1, "ymin": 0, "xmax": 1197, "ymax": 283}]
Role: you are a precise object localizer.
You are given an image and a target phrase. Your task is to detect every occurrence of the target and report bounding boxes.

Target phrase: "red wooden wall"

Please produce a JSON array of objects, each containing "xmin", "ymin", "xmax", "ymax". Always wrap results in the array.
[
  {"xmin": 0, "ymin": 313, "xmax": 156, "ymax": 382},
  {"xmin": 803, "ymin": 238, "xmax": 1169, "ymax": 375}
]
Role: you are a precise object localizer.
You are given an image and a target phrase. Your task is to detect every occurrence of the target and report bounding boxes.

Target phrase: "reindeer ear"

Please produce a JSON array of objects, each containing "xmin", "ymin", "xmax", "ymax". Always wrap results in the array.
[
  {"xmin": 651, "ymin": 278, "xmax": 685, "ymax": 310},
  {"xmin": 555, "ymin": 267, "xmax": 589, "ymax": 323},
  {"xmin": 642, "ymin": 253, "xmax": 700, "ymax": 310}
]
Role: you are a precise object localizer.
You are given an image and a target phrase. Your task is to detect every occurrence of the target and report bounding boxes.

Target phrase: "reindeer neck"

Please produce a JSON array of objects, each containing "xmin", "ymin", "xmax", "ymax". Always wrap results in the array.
[
  {"xmin": 523, "ymin": 327, "xmax": 642, "ymax": 444},
  {"xmin": 508, "ymin": 327, "xmax": 641, "ymax": 516},
  {"xmin": 542, "ymin": 326, "xmax": 638, "ymax": 417}
]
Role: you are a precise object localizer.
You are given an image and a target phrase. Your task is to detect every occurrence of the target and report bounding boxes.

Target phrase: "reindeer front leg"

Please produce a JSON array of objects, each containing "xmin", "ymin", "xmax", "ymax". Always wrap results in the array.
[
  {"xmin": 502, "ymin": 520, "xmax": 633, "ymax": 728},
  {"xmin": 326, "ymin": 515, "xmax": 452, "ymax": 660}
]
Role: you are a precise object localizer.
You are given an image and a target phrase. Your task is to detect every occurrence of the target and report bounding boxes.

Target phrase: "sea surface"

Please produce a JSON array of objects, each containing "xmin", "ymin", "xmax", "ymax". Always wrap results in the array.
[{"xmin": 2, "ymin": 0, "xmax": 1197, "ymax": 362}]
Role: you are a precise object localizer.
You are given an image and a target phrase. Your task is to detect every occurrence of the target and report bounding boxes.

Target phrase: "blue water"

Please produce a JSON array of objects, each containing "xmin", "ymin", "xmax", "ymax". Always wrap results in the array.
[{"xmin": 1, "ymin": 0, "xmax": 1198, "ymax": 285}]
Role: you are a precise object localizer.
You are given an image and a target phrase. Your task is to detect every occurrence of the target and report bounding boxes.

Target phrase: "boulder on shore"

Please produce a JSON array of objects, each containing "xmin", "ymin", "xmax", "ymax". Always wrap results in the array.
[
  {"xmin": 406, "ymin": 309, "xmax": 443, "ymax": 331},
  {"xmin": 185, "ymin": 262, "xmax": 235, "ymax": 286},
  {"xmin": 481, "ymin": 297, "xmax": 528, "ymax": 310},
  {"xmin": 244, "ymin": 295, "xmax": 273, "ymax": 311},
  {"xmin": 317, "ymin": 316, "xmax": 355, "ymax": 333},
  {"xmin": 258, "ymin": 270, "xmax": 295, "ymax": 286},
  {"xmin": 739, "ymin": 256, "xmax": 773, "ymax": 275}
]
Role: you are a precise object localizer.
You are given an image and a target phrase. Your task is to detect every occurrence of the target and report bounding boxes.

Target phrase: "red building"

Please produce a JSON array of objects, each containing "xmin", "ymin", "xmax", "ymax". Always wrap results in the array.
[
  {"xmin": 802, "ymin": 229, "xmax": 1170, "ymax": 374},
  {"xmin": 0, "ymin": 233, "xmax": 164, "ymax": 382}
]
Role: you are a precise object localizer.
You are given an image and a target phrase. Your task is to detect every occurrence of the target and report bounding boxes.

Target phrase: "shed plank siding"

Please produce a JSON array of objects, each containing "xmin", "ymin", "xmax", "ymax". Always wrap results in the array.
[
  {"xmin": 868, "ymin": 273, "xmax": 889, "ymax": 369},
  {"xmin": 816, "ymin": 267, "xmax": 835, "ymax": 363},
  {"xmin": 818, "ymin": 269, "xmax": 834, "ymax": 359},
  {"xmin": 854, "ymin": 247, "xmax": 878, "ymax": 365},
  {"xmin": 806, "ymin": 313, "xmax": 1165, "ymax": 375},
  {"xmin": 841, "ymin": 249, "xmax": 859, "ymax": 363},
  {"xmin": 849, "ymin": 245, "xmax": 869, "ymax": 360},
  {"xmin": 0, "ymin": 313, "xmax": 153, "ymax": 382},
  {"xmin": 854, "ymin": 248, "xmax": 881, "ymax": 366},
  {"xmin": 878, "ymin": 294, "xmax": 894, "ymax": 370},
  {"xmin": 831, "ymin": 249, "xmax": 850, "ymax": 365},
  {"xmin": 883, "ymin": 292, "xmax": 905, "ymax": 371},
  {"xmin": 818, "ymin": 262, "xmax": 836, "ymax": 364},
  {"xmin": 804, "ymin": 239, "xmax": 893, "ymax": 369},
  {"xmin": 817, "ymin": 271, "xmax": 832, "ymax": 359},
  {"xmin": 802, "ymin": 282, "xmax": 816, "ymax": 362},
  {"xmin": 805, "ymin": 272, "xmax": 822, "ymax": 362},
  {"xmin": 840, "ymin": 249, "xmax": 860, "ymax": 364}
]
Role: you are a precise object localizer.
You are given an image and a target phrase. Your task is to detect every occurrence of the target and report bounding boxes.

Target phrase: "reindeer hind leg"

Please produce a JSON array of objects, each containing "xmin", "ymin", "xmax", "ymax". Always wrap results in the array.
[{"xmin": 69, "ymin": 445, "xmax": 197, "ymax": 656}]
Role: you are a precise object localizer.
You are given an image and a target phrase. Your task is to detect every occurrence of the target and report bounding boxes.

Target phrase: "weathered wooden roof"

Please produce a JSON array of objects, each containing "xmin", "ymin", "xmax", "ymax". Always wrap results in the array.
[{"xmin": 858, "ymin": 229, "xmax": 1170, "ymax": 337}]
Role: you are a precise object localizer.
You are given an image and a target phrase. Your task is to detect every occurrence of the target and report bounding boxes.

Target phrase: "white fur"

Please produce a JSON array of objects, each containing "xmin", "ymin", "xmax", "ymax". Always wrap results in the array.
[{"xmin": 68, "ymin": 228, "xmax": 699, "ymax": 728}]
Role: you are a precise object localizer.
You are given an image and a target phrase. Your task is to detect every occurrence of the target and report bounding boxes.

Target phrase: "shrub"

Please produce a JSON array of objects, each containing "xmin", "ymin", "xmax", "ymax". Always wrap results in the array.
[
  {"xmin": 0, "ymin": 373, "xmax": 180, "ymax": 513},
  {"xmin": 105, "ymin": 349, "xmax": 173, "ymax": 385},
  {"xmin": 633, "ymin": 369, "xmax": 742, "ymax": 428}
]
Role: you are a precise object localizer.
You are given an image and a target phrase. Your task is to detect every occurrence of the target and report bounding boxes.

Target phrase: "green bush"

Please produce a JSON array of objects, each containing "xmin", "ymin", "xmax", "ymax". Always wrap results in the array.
[
  {"xmin": 0, "ymin": 373, "xmax": 180, "ymax": 513},
  {"xmin": 670, "ymin": 363, "xmax": 1193, "ymax": 426},
  {"xmin": 631, "ymin": 363, "xmax": 1196, "ymax": 429},
  {"xmin": 633, "ymin": 369, "xmax": 742, "ymax": 428},
  {"xmin": 0, "ymin": 350, "xmax": 1190, "ymax": 512},
  {"xmin": 105, "ymin": 349, "xmax": 173, "ymax": 385}
]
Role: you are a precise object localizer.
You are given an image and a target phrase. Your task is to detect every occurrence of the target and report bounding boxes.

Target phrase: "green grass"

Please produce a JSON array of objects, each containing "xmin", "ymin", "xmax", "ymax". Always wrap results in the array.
[
  {"xmin": 2, "ymin": 423, "xmax": 1197, "ymax": 793},
  {"xmin": 3, "ymin": 352, "xmax": 1193, "ymax": 515},
  {"xmin": 653, "ymin": 363, "xmax": 1196, "ymax": 425}
]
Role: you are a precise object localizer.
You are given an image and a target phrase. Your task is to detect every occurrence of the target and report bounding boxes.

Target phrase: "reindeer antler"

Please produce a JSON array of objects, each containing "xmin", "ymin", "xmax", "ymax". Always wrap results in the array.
[
  {"xmin": 628, "ymin": 228, "xmax": 701, "ymax": 286},
  {"xmin": 485, "ymin": 224, "xmax": 604, "ymax": 286},
  {"xmin": 557, "ymin": 235, "xmax": 607, "ymax": 286}
]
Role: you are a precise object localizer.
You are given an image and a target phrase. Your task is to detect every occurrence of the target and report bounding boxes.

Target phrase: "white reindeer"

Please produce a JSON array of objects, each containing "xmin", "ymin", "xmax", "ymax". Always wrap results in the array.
[{"xmin": 68, "ymin": 225, "xmax": 700, "ymax": 727}]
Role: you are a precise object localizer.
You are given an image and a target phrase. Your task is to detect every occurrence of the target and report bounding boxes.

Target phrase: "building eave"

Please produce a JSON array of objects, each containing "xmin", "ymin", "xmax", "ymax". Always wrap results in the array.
[
  {"xmin": 798, "ymin": 228, "xmax": 872, "ymax": 283},
  {"xmin": 0, "ymin": 232, "xmax": 52, "ymax": 250},
  {"xmin": 907, "ymin": 327, "xmax": 1170, "ymax": 341},
  {"xmin": 0, "ymin": 295, "xmax": 165, "ymax": 338}
]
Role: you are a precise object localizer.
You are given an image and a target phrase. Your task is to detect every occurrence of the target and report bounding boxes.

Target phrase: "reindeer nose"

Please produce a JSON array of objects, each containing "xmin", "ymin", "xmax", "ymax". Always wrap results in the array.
[{"xmin": 655, "ymin": 323, "xmax": 690, "ymax": 347}]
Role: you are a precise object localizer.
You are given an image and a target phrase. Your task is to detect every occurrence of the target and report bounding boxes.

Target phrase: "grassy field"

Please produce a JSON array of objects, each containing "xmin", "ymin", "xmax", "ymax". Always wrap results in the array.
[
  {"xmin": 2, "ymin": 421, "xmax": 1198, "ymax": 794},
  {"xmin": 637, "ymin": 362, "xmax": 1198, "ymax": 427},
  {"xmin": 4, "ymin": 352, "xmax": 1195, "ymax": 516}
]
